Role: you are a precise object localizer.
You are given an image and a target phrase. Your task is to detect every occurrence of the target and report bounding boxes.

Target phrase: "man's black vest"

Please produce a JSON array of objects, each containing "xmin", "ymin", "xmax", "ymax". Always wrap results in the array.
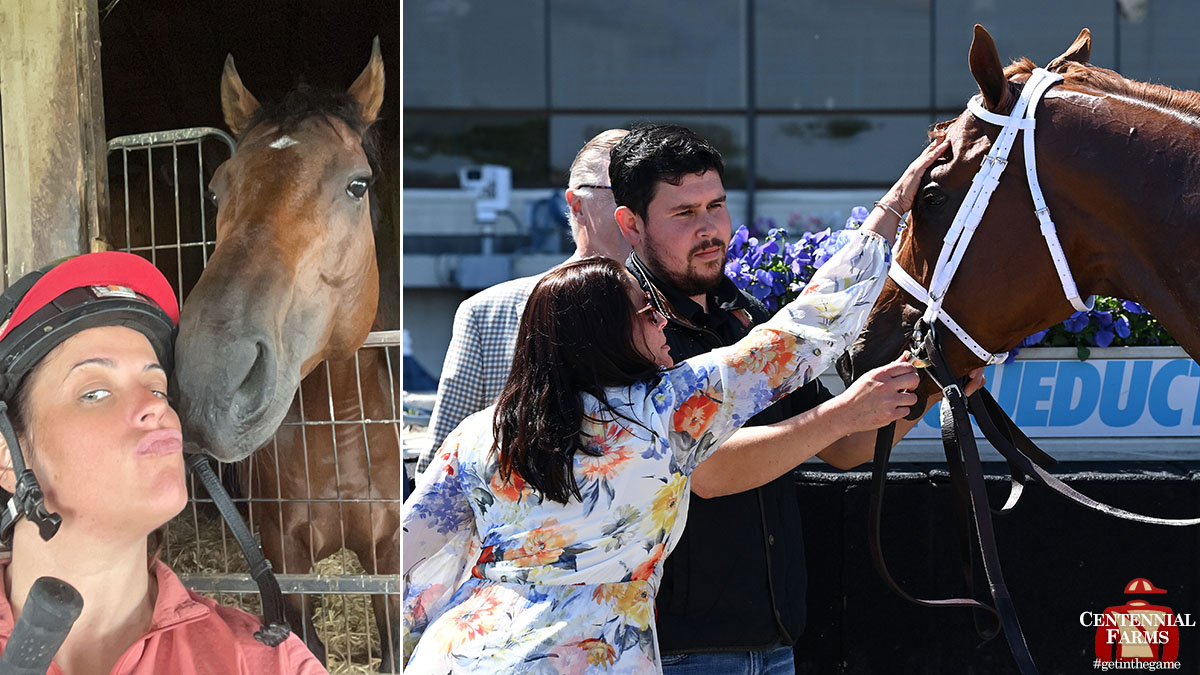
[{"xmin": 627, "ymin": 253, "xmax": 833, "ymax": 654}]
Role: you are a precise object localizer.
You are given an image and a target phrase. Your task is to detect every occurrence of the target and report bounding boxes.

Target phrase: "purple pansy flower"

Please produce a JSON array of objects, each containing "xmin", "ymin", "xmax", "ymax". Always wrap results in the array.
[
  {"xmin": 1115, "ymin": 315, "xmax": 1131, "ymax": 339},
  {"xmin": 1020, "ymin": 329, "xmax": 1049, "ymax": 347},
  {"xmin": 1063, "ymin": 311, "xmax": 1090, "ymax": 333},
  {"xmin": 846, "ymin": 205, "xmax": 869, "ymax": 228},
  {"xmin": 1121, "ymin": 299, "xmax": 1146, "ymax": 315}
]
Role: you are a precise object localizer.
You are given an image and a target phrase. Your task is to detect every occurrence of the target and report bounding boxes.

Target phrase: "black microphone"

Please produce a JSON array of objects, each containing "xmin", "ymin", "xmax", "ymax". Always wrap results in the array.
[{"xmin": 0, "ymin": 576, "xmax": 83, "ymax": 674}]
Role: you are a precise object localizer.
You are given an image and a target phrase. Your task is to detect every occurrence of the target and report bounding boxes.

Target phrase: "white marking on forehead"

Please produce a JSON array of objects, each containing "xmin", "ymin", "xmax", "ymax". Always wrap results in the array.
[{"xmin": 269, "ymin": 135, "xmax": 300, "ymax": 150}]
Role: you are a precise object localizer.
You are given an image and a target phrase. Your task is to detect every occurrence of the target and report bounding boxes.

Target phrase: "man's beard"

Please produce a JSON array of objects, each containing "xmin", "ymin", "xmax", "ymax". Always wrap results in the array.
[{"xmin": 643, "ymin": 236, "xmax": 727, "ymax": 297}]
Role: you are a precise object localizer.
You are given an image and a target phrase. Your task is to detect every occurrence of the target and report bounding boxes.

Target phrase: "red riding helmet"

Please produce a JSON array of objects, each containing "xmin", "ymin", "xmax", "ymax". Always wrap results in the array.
[{"xmin": 0, "ymin": 251, "xmax": 178, "ymax": 544}]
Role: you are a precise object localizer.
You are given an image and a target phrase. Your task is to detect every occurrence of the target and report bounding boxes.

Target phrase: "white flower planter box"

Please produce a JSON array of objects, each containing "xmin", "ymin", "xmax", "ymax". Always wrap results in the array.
[{"xmin": 819, "ymin": 346, "xmax": 1200, "ymax": 462}]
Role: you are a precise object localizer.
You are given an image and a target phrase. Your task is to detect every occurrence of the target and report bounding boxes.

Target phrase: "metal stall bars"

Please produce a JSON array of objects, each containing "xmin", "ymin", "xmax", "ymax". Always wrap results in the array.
[
  {"xmin": 106, "ymin": 127, "xmax": 233, "ymax": 302},
  {"xmin": 106, "ymin": 129, "xmax": 403, "ymax": 673}
]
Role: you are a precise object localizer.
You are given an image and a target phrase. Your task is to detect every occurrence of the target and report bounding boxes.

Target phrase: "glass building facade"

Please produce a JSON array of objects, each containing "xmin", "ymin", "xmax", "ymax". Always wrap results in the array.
[{"xmin": 405, "ymin": 0, "xmax": 1198, "ymax": 197}]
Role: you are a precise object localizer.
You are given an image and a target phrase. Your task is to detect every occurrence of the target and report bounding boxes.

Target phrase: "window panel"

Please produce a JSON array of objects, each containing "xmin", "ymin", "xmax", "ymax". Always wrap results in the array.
[
  {"xmin": 755, "ymin": 113, "xmax": 933, "ymax": 187},
  {"xmin": 548, "ymin": 1, "xmax": 746, "ymax": 109},
  {"xmin": 756, "ymin": 0, "xmax": 931, "ymax": 110},
  {"xmin": 550, "ymin": 115, "xmax": 749, "ymax": 188},
  {"xmin": 1119, "ymin": 0, "xmax": 1200, "ymax": 93},
  {"xmin": 404, "ymin": 1, "xmax": 546, "ymax": 108},
  {"xmin": 405, "ymin": 113, "xmax": 550, "ymax": 188}
]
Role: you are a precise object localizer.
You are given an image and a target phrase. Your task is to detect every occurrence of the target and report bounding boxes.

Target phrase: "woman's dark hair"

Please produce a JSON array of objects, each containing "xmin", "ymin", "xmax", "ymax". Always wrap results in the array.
[
  {"xmin": 609, "ymin": 123, "xmax": 725, "ymax": 221},
  {"xmin": 7, "ymin": 377, "xmax": 34, "ymax": 443},
  {"xmin": 492, "ymin": 257, "xmax": 660, "ymax": 504}
]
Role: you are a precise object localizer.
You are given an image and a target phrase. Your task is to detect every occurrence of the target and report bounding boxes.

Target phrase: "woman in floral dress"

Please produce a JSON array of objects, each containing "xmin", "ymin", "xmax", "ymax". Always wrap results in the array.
[{"xmin": 404, "ymin": 140, "xmax": 949, "ymax": 674}]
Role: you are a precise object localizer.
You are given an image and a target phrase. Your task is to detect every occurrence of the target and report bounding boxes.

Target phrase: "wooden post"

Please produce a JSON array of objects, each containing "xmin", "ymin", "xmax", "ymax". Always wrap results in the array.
[
  {"xmin": 0, "ymin": 0, "xmax": 107, "ymax": 283},
  {"xmin": 0, "ymin": 105, "xmax": 7, "ymax": 291}
]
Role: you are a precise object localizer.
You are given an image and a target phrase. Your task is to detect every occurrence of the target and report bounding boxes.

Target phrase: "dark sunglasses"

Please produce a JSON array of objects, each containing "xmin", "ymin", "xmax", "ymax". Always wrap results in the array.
[{"xmin": 635, "ymin": 293, "xmax": 664, "ymax": 323}]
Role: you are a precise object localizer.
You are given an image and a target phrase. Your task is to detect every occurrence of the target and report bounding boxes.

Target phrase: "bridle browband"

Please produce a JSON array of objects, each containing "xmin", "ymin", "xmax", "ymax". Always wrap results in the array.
[{"xmin": 888, "ymin": 68, "xmax": 1094, "ymax": 365}]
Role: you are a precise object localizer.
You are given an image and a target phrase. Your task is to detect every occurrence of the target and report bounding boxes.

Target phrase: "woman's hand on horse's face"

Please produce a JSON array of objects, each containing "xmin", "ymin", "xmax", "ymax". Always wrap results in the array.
[
  {"xmin": 862, "ymin": 140, "xmax": 951, "ymax": 244},
  {"xmin": 885, "ymin": 139, "xmax": 952, "ymax": 214}
]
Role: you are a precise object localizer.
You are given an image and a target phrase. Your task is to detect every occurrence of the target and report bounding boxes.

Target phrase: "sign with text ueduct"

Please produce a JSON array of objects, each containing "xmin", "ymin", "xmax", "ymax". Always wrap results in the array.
[{"xmin": 902, "ymin": 348, "xmax": 1200, "ymax": 439}]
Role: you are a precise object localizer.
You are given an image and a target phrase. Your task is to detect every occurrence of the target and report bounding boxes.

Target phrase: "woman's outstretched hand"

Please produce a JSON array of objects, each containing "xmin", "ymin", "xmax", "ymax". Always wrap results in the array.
[{"xmin": 861, "ymin": 139, "xmax": 951, "ymax": 244}]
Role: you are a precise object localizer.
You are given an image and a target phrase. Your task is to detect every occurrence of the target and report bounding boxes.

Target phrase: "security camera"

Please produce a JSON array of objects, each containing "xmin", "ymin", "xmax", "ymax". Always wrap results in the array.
[{"xmin": 457, "ymin": 165, "xmax": 512, "ymax": 223}]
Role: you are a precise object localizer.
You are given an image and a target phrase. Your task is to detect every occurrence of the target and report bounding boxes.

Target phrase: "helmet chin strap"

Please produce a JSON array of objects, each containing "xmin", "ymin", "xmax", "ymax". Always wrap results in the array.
[{"xmin": 0, "ymin": 401, "xmax": 61, "ymax": 546}]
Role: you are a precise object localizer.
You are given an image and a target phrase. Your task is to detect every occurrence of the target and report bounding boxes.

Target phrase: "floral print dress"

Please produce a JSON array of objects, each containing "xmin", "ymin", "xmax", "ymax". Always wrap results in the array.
[{"xmin": 404, "ymin": 229, "xmax": 890, "ymax": 674}]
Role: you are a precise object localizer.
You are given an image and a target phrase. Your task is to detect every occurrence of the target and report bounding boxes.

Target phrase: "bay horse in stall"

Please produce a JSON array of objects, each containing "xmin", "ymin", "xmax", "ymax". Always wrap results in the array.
[
  {"xmin": 172, "ymin": 40, "xmax": 402, "ymax": 671},
  {"xmin": 840, "ymin": 25, "xmax": 1200, "ymax": 410}
]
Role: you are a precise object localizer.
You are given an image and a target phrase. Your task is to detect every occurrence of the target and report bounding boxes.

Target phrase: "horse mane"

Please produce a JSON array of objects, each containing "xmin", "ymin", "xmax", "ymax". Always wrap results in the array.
[
  {"xmin": 242, "ymin": 84, "xmax": 382, "ymax": 175},
  {"xmin": 930, "ymin": 56, "xmax": 1200, "ymax": 142},
  {"xmin": 1005, "ymin": 56, "xmax": 1200, "ymax": 120}
]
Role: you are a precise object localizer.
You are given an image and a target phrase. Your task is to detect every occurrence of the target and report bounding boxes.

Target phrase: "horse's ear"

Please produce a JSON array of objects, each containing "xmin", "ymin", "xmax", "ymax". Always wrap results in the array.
[
  {"xmin": 348, "ymin": 36, "xmax": 385, "ymax": 125},
  {"xmin": 221, "ymin": 55, "xmax": 261, "ymax": 138},
  {"xmin": 1046, "ymin": 28, "xmax": 1091, "ymax": 72},
  {"xmin": 969, "ymin": 24, "xmax": 1008, "ymax": 111}
]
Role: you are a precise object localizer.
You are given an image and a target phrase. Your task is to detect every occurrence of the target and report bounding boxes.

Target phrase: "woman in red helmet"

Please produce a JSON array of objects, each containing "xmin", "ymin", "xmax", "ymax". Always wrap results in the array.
[{"xmin": 0, "ymin": 252, "xmax": 325, "ymax": 674}]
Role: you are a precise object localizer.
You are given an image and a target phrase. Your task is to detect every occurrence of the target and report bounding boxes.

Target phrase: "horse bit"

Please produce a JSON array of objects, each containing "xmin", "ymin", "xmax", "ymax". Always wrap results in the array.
[{"xmin": 888, "ymin": 67, "xmax": 1093, "ymax": 366}]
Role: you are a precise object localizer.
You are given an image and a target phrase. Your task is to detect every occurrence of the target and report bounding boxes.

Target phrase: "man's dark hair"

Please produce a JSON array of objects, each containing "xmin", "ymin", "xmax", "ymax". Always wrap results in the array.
[
  {"xmin": 491, "ymin": 257, "xmax": 659, "ymax": 504},
  {"xmin": 609, "ymin": 123, "xmax": 724, "ymax": 221}
]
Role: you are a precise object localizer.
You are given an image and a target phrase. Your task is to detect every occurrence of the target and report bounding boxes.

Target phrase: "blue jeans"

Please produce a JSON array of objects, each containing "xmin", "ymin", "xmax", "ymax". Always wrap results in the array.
[{"xmin": 660, "ymin": 644, "xmax": 795, "ymax": 675}]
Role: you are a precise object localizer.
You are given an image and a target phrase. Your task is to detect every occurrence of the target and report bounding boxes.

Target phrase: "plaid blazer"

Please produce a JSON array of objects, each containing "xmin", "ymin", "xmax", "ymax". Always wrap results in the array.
[{"xmin": 417, "ymin": 273, "xmax": 545, "ymax": 472}]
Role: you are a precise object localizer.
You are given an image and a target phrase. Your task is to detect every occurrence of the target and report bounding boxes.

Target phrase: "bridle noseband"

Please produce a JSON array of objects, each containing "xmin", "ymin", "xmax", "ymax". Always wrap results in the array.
[{"xmin": 889, "ymin": 68, "xmax": 1094, "ymax": 366}]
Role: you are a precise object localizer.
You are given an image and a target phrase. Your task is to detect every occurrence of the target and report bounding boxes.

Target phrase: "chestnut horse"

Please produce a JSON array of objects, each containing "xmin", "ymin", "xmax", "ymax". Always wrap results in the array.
[
  {"xmin": 841, "ymin": 25, "xmax": 1200, "ymax": 413},
  {"xmin": 172, "ymin": 40, "xmax": 402, "ymax": 670}
]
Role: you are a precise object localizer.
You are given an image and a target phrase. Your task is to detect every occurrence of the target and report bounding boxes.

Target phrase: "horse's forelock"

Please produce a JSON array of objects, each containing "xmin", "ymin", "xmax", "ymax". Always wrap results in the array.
[
  {"xmin": 1003, "ymin": 57, "xmax": 1038, "ymax": 79},
  {"xmin": 928, "ymin": 117, "xmax": 957, "ymax": 142},
  {"xmin": 239, "ymin": 85, "xmax": 383, "ymax": 176}
]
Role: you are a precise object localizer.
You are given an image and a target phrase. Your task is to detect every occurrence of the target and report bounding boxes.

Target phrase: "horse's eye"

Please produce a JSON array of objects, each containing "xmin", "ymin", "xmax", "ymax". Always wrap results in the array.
[
  {"xmin": 922, "ymin": 187, "xmax": 948, "ymax": 207},
  {"xmin": 346, "ymin": 178, "xmax": 370, "ymax": 200}
]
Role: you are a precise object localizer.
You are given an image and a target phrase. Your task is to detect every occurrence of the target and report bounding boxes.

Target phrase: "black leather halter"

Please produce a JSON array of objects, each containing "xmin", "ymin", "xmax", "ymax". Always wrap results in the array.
[{"xmin": 868, "ymin": 320, "xmax": 1200, "ymax": 674}]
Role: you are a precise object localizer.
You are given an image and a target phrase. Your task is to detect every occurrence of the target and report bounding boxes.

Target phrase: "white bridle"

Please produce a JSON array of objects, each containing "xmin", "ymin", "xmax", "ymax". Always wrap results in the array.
[{"xmin": 888, "ymin": 68, "xmax": 1094, "ymax": 365}]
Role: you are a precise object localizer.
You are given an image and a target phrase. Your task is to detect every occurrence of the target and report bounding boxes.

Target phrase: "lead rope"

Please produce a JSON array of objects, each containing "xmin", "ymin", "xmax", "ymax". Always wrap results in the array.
[
  {"xmin": 185, "ymin": 453, "xmax": 291, "ymax": 646},
  {"xmin": 920, "ymin": 323, "xmax": 1038, "ymax": 673},
  {"xmin": 868, "ymin": 422, "xmax": 1003, "ymax": 627}
]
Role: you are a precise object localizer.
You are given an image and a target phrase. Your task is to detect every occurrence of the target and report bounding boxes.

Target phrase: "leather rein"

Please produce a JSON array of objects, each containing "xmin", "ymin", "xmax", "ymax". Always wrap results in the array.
[{"xmin": 869, "ymin": 68, "xmax": 1200, "ymax": 674}]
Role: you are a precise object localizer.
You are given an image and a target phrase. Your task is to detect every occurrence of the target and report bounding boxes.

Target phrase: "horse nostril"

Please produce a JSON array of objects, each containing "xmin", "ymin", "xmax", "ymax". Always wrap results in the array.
[{"xmin": 231, "ymin": 338, "xmax": 274, "ymax": 423}]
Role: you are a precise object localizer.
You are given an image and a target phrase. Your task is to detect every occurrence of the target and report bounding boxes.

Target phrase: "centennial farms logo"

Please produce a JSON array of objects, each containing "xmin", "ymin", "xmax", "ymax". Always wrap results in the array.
[{"xmin": 1081, "ymin": 578, "xmax": 1195, "ymax": 670}]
